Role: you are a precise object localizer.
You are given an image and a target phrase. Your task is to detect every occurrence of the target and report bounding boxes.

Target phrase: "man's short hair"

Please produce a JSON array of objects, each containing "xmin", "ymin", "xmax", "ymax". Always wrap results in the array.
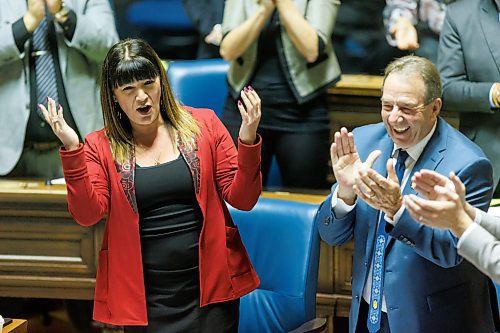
[{"xmin": 383, "ymin": 55, "xmax": 442, "ymax": 104}]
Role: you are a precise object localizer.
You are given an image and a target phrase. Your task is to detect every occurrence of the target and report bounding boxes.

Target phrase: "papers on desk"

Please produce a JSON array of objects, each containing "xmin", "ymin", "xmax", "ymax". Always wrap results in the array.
[{"xmin": 46, "ymin": 177, "xmax": 66, "ymax": 185}]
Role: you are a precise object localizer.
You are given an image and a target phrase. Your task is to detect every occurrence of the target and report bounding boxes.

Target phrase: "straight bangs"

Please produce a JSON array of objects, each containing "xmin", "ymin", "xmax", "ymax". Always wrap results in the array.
[{"xmin": 111, "ymin": 56, "xmax": 160, "ymax": 89}]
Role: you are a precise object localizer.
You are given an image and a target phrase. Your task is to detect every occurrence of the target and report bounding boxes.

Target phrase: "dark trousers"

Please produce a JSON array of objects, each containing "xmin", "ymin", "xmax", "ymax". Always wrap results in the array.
[
  {"xmin": 225, "ymin": 125, "xmax": 330, "ymax": 190},
  {"xmin": 356, "ymin": 299, "xmax": 391, "ymax": 333}
]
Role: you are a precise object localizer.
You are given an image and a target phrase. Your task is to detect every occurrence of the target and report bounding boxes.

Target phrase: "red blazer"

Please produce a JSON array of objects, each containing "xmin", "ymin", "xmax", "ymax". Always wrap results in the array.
[{"xmin": 60, "ymin": 107, "xmax": 262, "ymax": 326}]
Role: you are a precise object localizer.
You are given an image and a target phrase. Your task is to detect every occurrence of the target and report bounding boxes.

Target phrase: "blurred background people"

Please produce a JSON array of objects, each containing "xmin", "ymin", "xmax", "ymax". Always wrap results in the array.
[
  {"xmin": 0, "ymin": 0, "xmax": 118, "ymax": 179},
  {"xmin": 332, "ymin": 0, "xmax": 406, "ymax": 74},
  {"xmin": 182, "ymin": 0, "xmax": 224, "ymax": 59},
  {"xmin": 220, "ymin": 0, "xmax": 341, "ymax": 190},
  {"xmin": 384, "ymin": 0, "xmax": 453, "ymax": 63},
  {"xmin": 438, "ymin": 0, "xmax": 500, "ymax": 193},
  {"xmin": 41, "ymin": 38, "xmax": 262, "ymax": 332},
  {"xmin": 405, "ymin": 169, "xmax": 500, "ymax": 284}
]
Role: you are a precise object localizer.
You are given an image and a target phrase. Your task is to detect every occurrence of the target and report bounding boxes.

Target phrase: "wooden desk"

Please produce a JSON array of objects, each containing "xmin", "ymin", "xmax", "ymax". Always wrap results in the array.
[
  {"xmin": 0, "ymin": 181, "xmax": 353, "ymax": 321},
  {"xmin": 2, "ymin": 319, "xmax": 27, "ymax": 333},
  {"xmin": 0, "ymin": 180, "xmax": 102, "ymax": 300}
]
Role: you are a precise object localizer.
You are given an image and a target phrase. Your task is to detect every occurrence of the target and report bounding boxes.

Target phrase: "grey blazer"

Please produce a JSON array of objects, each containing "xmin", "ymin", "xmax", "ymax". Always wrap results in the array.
[
  {"xmin": 437, "ymin": 0, "xmax": 500, "ymax": 186},
  {"xmin": 0, "ymin": 0, "xmax": 119, "ymax": 175},
  {"xmin": 222, "ymin": 0, "xmax": 341, "ymax": 104},
  {"xmin": 458, "ymin": 209, "xmax": 500, "ymax": 284}
]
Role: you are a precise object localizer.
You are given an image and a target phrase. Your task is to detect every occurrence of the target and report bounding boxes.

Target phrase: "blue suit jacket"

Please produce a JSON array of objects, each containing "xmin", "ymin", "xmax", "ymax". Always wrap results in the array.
[{"xmin": 317, "ymin": 118, "xmax": 498, "ymax": 333}]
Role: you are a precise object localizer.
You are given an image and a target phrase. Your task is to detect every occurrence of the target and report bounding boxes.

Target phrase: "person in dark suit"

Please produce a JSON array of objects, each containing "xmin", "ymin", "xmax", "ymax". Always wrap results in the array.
[
  {"xmin": 182, "ymin": 0, "xmax": 224, "ymax": 59},
  {"xmin": 438, "ymin": 0, "xmax": 500, "ymax": 191},
  {"xmin": 316, "ymin": 55, "xmax": 499, "ymax": 333}
]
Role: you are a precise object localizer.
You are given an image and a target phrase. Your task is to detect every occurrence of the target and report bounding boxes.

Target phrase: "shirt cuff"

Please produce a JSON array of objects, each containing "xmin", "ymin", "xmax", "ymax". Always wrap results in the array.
[
  {"xmin": 456, "ymin": 222, "xmax": 478, "ymax": 248},
  {"xmin": 12, "ymin": 17, "xmax": 31, "ymax": 53},
  {"xmin": 331, "ymin": 186, "xmax": 356, "ymax": 219},
  {"xmin": 385, "ymin": 204, "xmax": 405, "ymax": 226}
]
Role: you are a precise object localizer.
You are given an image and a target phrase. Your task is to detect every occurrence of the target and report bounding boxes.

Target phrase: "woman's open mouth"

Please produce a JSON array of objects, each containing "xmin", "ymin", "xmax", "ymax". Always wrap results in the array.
[{"xmin": 137, "ymin": 105, "xmax": 152, "ymax": 114}]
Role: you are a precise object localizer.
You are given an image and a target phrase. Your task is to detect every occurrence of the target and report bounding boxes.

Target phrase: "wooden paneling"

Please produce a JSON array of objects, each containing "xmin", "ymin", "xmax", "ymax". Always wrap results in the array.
[{"xmin": 0, "ymin": 180, "xmax": 103, "ymax": 300}]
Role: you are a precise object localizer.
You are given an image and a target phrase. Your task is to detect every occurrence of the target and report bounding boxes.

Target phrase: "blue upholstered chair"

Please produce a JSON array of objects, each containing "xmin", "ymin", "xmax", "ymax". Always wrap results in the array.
[
  {"xmin": 167, "ymin": 59, "xmax": 283, "ymax": 188},
  {"xmin": 167, "ymin": 59, "xmax": 229, "ymax": 117},
  {"xmin": 228, "ymin": 198, "xmax": 326, "ymax": 333}
]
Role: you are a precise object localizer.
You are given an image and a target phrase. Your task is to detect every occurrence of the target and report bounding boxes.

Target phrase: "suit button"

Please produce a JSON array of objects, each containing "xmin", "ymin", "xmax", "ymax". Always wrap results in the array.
[
  {"xmin": 324, "ymin": 216, "xmax": 331, "ymax": 225},
  {"xmin": 364, "ymin": 261, "xmax": 368, "ymax": 266},
  {"xmin": 355, "ymin": 295, "xmax": 360, "ymax": 301}
]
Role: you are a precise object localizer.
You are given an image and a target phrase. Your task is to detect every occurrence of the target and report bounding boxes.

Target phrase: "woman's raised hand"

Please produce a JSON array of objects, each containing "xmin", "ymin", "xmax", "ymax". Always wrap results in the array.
[
  {"xmin": 39, "ymin": 97, "xmax": 80, "ymax": 151},
  {"xmin": 237, "ymin": 86, "xmax": 261, "ymax": 145}
]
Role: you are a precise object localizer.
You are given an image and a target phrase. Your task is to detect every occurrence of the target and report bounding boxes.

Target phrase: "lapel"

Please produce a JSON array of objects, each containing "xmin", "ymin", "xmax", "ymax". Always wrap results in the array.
[
  {"xmin": 384, "ymin": 119, "xmax": 447, "ymax": 250},
  {"xmin": 479, "ymin": 0, "xmax": 500, "ymax": 74},
  {"xmin": 403, "ymin": 118, "xmax": 447, "ymax": 196}
]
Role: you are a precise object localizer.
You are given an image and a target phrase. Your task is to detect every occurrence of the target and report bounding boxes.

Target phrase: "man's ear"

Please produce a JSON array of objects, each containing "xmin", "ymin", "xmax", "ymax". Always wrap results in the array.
[{"xmin": 432, "ymin": 98, "xmax": 442, "ymax": 116}]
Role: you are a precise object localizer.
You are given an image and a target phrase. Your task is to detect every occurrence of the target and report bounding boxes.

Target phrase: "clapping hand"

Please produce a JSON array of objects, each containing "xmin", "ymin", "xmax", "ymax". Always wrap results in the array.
[
  {"xmin": 39, "ymin": 97, "xmax": 80, "ymax": 151},
  {"xmin": 330, "ymin": 128, "xmax": 381, "ymax": 205},
  {"xmin": 390, "ymin": 17, "xmax": 420, "ymax": 51},
  {"xmin": 404, "ymin": 170, "xmax": 476, "ymax": 236},
  {"xmin": 353, "ymin": 156, "xmax": 404, "ymax": 219},
  {"xmin": 237, "ymin": 87, "xmax": 262, "ymax": 145}
]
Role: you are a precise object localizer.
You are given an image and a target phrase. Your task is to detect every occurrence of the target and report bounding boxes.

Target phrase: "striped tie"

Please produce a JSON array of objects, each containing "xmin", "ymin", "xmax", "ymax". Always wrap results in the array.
[{"xmin": 32, "ymin": 16, "xmax": 59, "ymax": 121}]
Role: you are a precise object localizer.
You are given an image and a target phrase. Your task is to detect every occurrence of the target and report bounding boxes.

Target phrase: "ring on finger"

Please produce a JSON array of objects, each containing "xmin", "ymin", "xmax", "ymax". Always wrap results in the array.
[{"xmin": 418, "ymin": 216, "xmax": 423, "ymax": 222}]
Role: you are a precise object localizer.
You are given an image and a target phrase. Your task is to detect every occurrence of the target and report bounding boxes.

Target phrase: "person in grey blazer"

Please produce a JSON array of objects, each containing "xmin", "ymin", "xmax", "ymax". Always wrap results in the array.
[
  {"xmin": 0, "ymin": 0, "xmax": 118, "ymax": 178},
  {"xmin": 437, "ymin": 0, "xmax": 500, "ymax": 190},
  {"xmin": 405, "ymin": 169, "xmax": 500, "ymax": 284}
]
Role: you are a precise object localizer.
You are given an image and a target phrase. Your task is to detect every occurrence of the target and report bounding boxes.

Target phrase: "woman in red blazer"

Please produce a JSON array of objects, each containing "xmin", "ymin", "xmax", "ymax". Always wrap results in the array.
[{"xmin": 39, "ymin": 38, "xmax": 262, "ymax": 332}]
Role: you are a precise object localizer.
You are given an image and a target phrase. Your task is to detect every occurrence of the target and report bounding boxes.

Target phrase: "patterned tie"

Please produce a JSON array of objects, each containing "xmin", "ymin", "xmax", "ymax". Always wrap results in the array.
[
  {"xmin": 32, "ymin": 15, "xmax": 59, "ymax": 121},
  {"xmin": 367, "ymin": 149, "xmax": 409, "ymax": 332}
]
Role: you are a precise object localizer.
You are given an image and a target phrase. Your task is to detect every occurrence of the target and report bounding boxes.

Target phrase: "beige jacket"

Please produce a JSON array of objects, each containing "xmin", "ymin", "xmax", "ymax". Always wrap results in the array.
[{"xmin": 222, "ymin": 0, "xmax": 341, "ymax": 104}]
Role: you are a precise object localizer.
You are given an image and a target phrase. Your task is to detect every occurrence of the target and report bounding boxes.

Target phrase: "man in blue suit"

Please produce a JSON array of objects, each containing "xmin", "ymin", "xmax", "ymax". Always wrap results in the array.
[{"xmin": 317, "ymin": 55, "xmax": 499, "ymax": 333}]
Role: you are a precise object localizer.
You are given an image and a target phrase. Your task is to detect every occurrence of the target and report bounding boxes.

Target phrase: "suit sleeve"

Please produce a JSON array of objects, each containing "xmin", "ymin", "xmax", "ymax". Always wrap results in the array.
[
  {"xmin": 390, "ymin": 158, "xmax": 494, "ymax": 268},
  {"xmin": 437, "ymin": 6, "xmax": 495, "ymax": 113},
  {"xmin": 478, "ymin": 209, "xmax": 500, "ymax": 239},
  {"xmin": 63, "ymin": 0, "xmax": 118, "ymax": 63},
  {"xmin": 60, "ymin": 141, "xmax": 111, "ymax": 226},
  {"xmin": 211, "ymin": 112, "xmax": 262, "ymax": 211},
  {"xmin": 316, "ymin": 184, "xmax": 356, "ymax": 246},
  {"xmin": 458, "ymin": 224, "xmax": 500, "ymax": 284},
  {"xmin": 0, "ymin": 17, "xmax": 26, "ymax": 65}
]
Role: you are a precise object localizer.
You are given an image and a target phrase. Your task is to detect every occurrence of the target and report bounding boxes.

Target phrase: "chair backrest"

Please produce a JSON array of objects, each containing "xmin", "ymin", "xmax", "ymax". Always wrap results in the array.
[
  {"xmin": 167, "ymin": 59, "xmax": 282, "ymax": 187},
  {"xmin": 167, "ymin": 59, "xmax": 229, "ymax": 117},
  {"xmin": 228, "ymin": 198, "xmax": 321, "ymax": 332}
]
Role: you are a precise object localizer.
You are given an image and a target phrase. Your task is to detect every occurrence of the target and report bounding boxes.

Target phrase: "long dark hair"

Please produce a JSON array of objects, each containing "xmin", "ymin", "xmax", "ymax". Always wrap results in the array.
[{"xmin": 100, "ymin": 38, "xmax": 199, "ymax": 163}]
